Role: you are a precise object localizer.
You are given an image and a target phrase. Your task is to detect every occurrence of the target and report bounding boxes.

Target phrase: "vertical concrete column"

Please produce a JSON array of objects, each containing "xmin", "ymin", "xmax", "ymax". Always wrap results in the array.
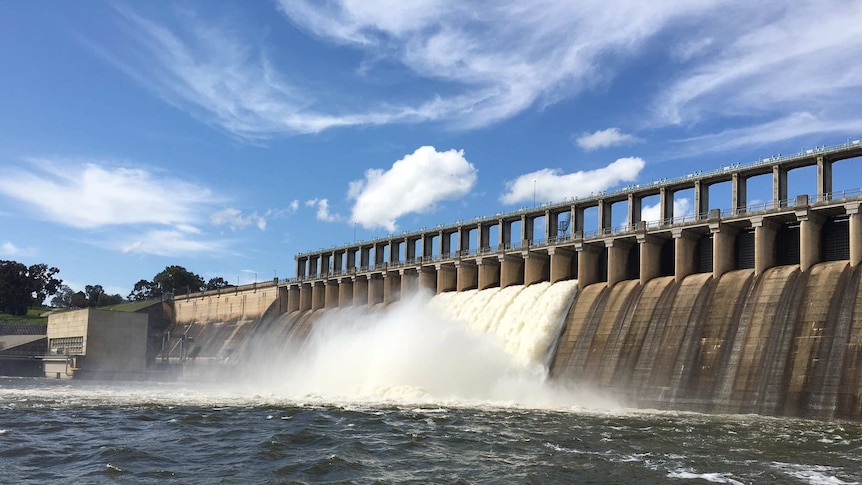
[
  {"xmin": 299, "ymin": 282, "xmax": 312, "ymax": 311},
  {"xmin": 605, "ymin": 239, "xmax": 632, "ymax": 288},
  {"xmin": 458, "ymin": 226, "xmax": 470, "ymax": 256},
  {"xmin": 751, "ymin": 216, "xmax": 779, "ymax": 276},
  {"xmin": 311, "ymin": 281, "xmax": 325, "ymax": 310},
  {"xmin": 287, "ymin": 284, "xmax": 300, "ymax": 313},
  {"xmin": 308, "ymin": 255, "xmax": 319, "ymax": 277},
  {"xmin": 324, "ymin": 280, "xmax": 339, "ymax": 308},
  {"xmin": 368, "ymin": 274, "xmax": 384, "ymax": 304},
  {"xmin": 295, "ymin": 257, "xmax": 307, "ymax": 279},
  {"xmin": 360, "ymin": 246, "xmax": 371, "ymax": 270},
  {"xmin": 422, "ymin": 234, "xmax": 434, "ymax": 260},
  {"xmin": 732, "ymin": 172, "xmax": 747, "ymax": 214},
  {"xmin": 846, "ymin": 202, "xmax": 862, "ymax": 267},
  {"xmin": 548, "ymin": 247, "xmax": 574, "ymax": 283},
  {"xmin": 523, "ymin": 251, "xmax": 549, "ymax": 286},
  {"xmin": 795, "ymin": 198, "xmax": 823, "ymax": 272},
  {"xmin": 499, "ymin": 253, "xmax": 525, "ymax": 288},
  {"xmin": 637, "ymin": 234, "xmax": 662, "ymax": 285},
  {"xmin": 818, "ymin": 156, "xmax": 833, "ymax": 201},
  {"xmin": 659, "ymin": 187, "xmax": 674, "ymax": 224},
  {"xmin": 400, "ymin": 268, "xmax": 418, "ymax": 297},
  {"xmin": 672, "ymin": 228, "xmax": 698, "ymax": 283},
  {"xmin": 455, "ymin": 260, "xmax": 478, "ymax": 291},
  {"xmin": 389, "ymin": 240, "xmax": 401, "ymax": 264},
  {"xmin": 694, "ymin": 180, "xmax": 709, "ymax": 220},
  {"xmin": 338, "ymin": 278, "xmax": 353, "ymax": 307},
  {"xmin": 575, "ymin": 243, "xmax": 601, "ymax": 289},
  {"xmin": 440, "ymin": 231, "xmax": 451, "ymax": 259},
  {"xmin": 418, "ymin": 266, "xmax": 437, "ymax": 292},
  {"xmin": 333, "ymin": 250, "xmax": 344, "ymax": 274},
  {"xmin": 374, "ymin": 243, "xmax": 387, "ymax": 268},
  {"xmin": 546, "ymin": 210, "xmax": 559, "ymax": 243},
  {"xmin": 709, "ymin": 221, "xmax": 738, "ymax": 280},
  {"xmin": 322, "ymin": 253, "xmax": 333, "ymax": 276},
  {"xmin": 346, "ymin": 248, "xmax": 357, "ymax": 272},
  {"xmin": 499, "ymin": 219, "xmax": 512, "ymax": 250},
  {"xmin": 479, "ymin": 223, "xmax": 491, "ymax": 252},
  {"xmin": 772, "ymin": 165, "xmax": 788, "ymax": 208},
  {"xmin": 383, "ymin": 271, "xmax": 401, "ymax": 303},
  {"xmin": 436, "ymin": 263, "xmax": 457, "ymax": 293},
  {"xmin": 352, "ymin": 275, "xmax": 368, "ymax": 306},
  {"xmin": 405, "ymin": 237, "xmax": 416, "ymax": 262},
  {"xmin": 522, "ymin": 214, "xmax": 534, "ymax": 246},
  {"xmin": 627, "ymin": 193, "xmax": 642, "ymax": 229},
  {"xmin": 598, "ymin": 199, "xmax": 611, "ymax": 234},
  {"xmin": 573, "ymin": 205, "xmax": 584, "ymax": 235},
  {"xmin": 477, "ymin": 257, "xmax": 501, "ymax": 289}
]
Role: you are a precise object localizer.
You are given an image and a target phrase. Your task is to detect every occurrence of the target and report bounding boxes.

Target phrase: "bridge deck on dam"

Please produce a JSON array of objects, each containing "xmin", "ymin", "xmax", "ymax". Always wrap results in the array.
[{"xmin": 281, "ymin": 141, "xmax": 862, "ymax": 311}]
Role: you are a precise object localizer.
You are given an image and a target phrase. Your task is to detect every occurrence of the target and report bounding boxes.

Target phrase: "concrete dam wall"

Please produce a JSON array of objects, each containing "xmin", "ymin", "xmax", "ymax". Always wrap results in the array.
[{"xmin": 551, "ymin": 260, "xmax": 862, "ymax": 420}]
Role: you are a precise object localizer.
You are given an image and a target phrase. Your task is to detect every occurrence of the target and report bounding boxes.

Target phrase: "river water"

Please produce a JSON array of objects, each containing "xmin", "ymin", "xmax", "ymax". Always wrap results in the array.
[{"xmin": 1, "ymin": 377, "xmax": 861, "ymax": 484}]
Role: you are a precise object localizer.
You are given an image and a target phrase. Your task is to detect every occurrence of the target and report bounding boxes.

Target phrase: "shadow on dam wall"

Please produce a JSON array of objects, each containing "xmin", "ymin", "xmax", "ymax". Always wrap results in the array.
[
  {"xmin": 550, "ymin": 260, "xmax": 862, "ymax": 420},
  {"xmin": 175, "ymin": 261, "xmax": 862, "ymax": 420}
]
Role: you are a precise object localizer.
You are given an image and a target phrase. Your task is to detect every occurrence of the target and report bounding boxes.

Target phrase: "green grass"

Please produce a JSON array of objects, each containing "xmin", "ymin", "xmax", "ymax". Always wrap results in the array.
[
  {"xmin": 100, "ymin": 300, "xmax": 160, "ymax": 312},
  {"xmin": 0, "ymin": 306, "xmax": 52, "ymax": 324}
]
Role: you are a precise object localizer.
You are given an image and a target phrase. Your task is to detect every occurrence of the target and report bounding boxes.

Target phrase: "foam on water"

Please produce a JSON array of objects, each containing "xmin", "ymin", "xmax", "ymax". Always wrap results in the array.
[{"xmin": 237, "ymin": 281, "xmax": 617, "ymax": 409}]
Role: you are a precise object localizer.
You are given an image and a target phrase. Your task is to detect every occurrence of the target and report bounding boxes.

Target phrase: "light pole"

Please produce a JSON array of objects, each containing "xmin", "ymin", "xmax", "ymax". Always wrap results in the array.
[{"xmin": 533, "ymin": 179, "xmax": 537, "ymax": 207}]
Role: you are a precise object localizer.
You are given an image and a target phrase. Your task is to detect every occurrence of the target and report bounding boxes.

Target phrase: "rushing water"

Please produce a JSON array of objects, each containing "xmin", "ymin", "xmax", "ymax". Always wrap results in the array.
[
  {"xmin": 2, "ymin": 378, "xmax": 862, "ymax": 484},
  {"xmin": 3, "ymin": 282, "xmax": 862, "ymax": 483}
]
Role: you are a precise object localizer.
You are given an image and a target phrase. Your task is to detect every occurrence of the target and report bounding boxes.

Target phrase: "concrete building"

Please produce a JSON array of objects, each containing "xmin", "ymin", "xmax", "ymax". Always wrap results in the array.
[{"xmin": 44, "ymin": 308, "xmax": 149, "ymax": 379}]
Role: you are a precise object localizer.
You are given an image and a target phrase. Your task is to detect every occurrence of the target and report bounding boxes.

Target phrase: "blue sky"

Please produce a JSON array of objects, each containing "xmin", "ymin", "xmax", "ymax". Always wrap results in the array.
[{"xmin": 1, "ymin": 0, "xmax": 862, "ymax": 297}]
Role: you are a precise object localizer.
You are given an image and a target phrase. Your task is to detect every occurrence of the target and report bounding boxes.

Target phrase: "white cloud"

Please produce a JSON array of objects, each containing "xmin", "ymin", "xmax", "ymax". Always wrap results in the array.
[
  {"xmin": 641, "ymin": 197, "xmax": 692, "ymax": 224},
  {"xmin": 289, "ymin": 200, "xmax": 299, "ymax": 213},
  {"xmin": 500, "ymin": 157, "xmax": 645, "ymax": 205},
  {"xmin": 349, "ymin": 146, "xmax": 477, "ymax": 231},
  {"xmin": 1, "ymin": 242, "xmax": 22, "ymax": 257},
  {"xmin": 0, "ymin": 159, "xmax": 219, "ymax": 229},
  {"xmin": 305, "ymin": 199, "xmax": 340, "ymax": 222},
  {"xmin": 211, "ymin": 208, "xmax": 267, "ymax": 231},
  {"xmin": 575, "ymin": 128, "xmax": 637, "ymax": 151}
]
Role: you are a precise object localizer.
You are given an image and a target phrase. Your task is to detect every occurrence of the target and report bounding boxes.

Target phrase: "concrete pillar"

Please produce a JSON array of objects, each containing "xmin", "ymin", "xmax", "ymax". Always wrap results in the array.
[
  {"xmin": 360, "ymin": 246, "xmax": 371, "ymax": 269},
  {"xmin": 548, "ymin": 247, "xmax": 574, "ymax": 283},
  {"xmin": 389, "ymin": 240, "xmax": 401, "ymax": 264},
  {"xmin": 795, "ymin": 198, "xmax": 823, "ymax": 272},
  {"xmin": 405, "ymin": 237, "xmax": 417, "ymax": 262},
  {"xmin": 818, "ymin": 156, "xmax": 833, "ymax": 201},
  {"xmin": 321, "ymin": 253, "xmax": 332, "ymax": 276},
  {"xmin": 732, "ymin": 172, "xmax": 747, "ymax": 214},
  {"xmin": 287, "ymin": 284, "xmax": 300, "ymax": 313},
  {"xmin": 400, "ymin": 268, "xmax": 418, "ymax": 297},
  {"xmin": 605, "ymin": 239, "xmax": 632, "ymax": 288},
  {"xmin": 573, "ymin": 206, "xmax": 585, "ymax": 235},
  {"xmin": 418, "ymin": 266, "xmax": 437, "ymax": 292},
  {"xmin": 436, "ymin": 263, "xmax": 457, "ymax": 293},
  {"xmin": 311, "ymin": 281, "xmax": 325, "ymax": 310},
  {"xmin": 694, "ymin": 180, "xmax": 708, "ymax": 220},
  {"xmin": 346, "ymin": 248, "xmax": 357, "ymax": 272},
  {"xmin": 477, "ymin": 257, "xmax": 501, "ymax": 289},
  {"xmin": 383, "ymin": 271, "xmax": 400, "ymax": 303},
  {"xmin": 338, "ymin": 278, "xmax": 353, "ymax": 307},
  {"xmin": 659, "ymin": 187, "xmax": 674, "ymax": 224},
  {"xmin": 368, "ymin": 274, "xmax": 384, "ymax": 304},
  {"xmin": 295, "ymin": 257, "xmax": 307, "ymax": 279},
  {"xmin": 499, "ymin": 253, "xmax": 525, "ymax": 288},
  {"xmin": 522, "ymin": 214, "xmax": 534, "ymax": 246},
  {"xmin": 308, "ymin": 255, "xmax": 319, "ymax": 277},
  {"xmin": 457, "ymin": 226, "xmax": 470, "ymax": 257},
  {"xmin": 352, "ymin": 276, "xmax": 368, "ymax": 306},
  {"xmin": 672, "ymin": 228, "xmax": 698, "ymax": 283},
  {"xmin": 598, "ymin": 199, "xmax": 611, "ymax": 234},
  {"xmin": 422, "ymin": 234, "xmax": 434, "ymax": 260},
  {"xmin": 324, "ymin": 280, "xmax": 339, "ymax": 308},
  {"xmin": 333, "ymin": 250, "xmax": 344, "ymax": 274},
  {"xmin": 523, "ymin": 251, "xmax": 549, "ymax": 286},
  {"xmin": 709, "ymin": 221, "xmax": 738, "ymax": 280},
  {"xmin": 499, "ymin": 219, "xmax": 512, "ymax": 250},
  {"xmin": 299, "ymin": 283, "xmax": 312, "ymax": 312},
  {"xmin": 455, "ymin": 260, "xmax": 478, "ymax": 291},
  {"xmin": 752, "ymin": 216, "xmax": 779, "ymax": 276},
  {"xmin": 479, "ymin": 223, "xmax": 492, "ymax": 252},
  {"xmin": 374, "ymin": 243, "xmax": 386, "ymax": 268},
  {"xmin": 846, "ymin": 202, "xmax": 862, "ymax": 267},
  {"xmin": 575, "ymin": 243, "xmax": 601, "ymax": 289},
  {"xmin": 637, "ymin": 233, "xmax": 662, "ymax": 285},
  {"xmin": 627, "ymin": 193, "xmax": 642, "ymax": 229},
  {"xmin": 546, "ymin": 210, "xmax": 559, "ymax": 243},
  {"xmin": 772, "ymin": 165, "xmax": 788, "ymax": 208}
]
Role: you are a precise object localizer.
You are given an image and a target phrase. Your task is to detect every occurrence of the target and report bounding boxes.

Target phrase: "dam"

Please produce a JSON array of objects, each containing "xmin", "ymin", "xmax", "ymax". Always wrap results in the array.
[{"xmin": 169, "ymin": 141, "xmax": 862, "ymax": 420}]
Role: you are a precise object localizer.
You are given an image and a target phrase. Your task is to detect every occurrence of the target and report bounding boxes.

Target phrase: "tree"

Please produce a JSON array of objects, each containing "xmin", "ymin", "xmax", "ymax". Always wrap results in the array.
[
  {"xmin": 0, "ymin": 260, "xmax": 63, "ymax": 315},
  {"xmin": 97, "ymin": 293, "xmax": 125, "ymax": 307},
  {"xmin": 70, "ymin": 291, "xmax": 89, "ymax": 309},
  {"xmin": 152, "ymin": 265, "xmax": 205, "ymax": 296},
  {"xmin": 128, "ymin": 279, "xmax": 159, "ymax": 301},
  {"xmin": 85, "ymin": 284, "xmax": 105, "ymax": 307},
  {"xmin": 206, "ymin": 277, "xmax": 233, "ymax": 291},
  {"xmin": 51, "ymin": 285, "xmax": 75, "ymax": 308}
]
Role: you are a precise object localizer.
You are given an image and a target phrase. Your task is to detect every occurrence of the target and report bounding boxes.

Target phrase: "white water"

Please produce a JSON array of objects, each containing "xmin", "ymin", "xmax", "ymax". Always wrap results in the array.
[{"xmin": 240, "ymin": 281, "xmax": 619, "ymax": 410}]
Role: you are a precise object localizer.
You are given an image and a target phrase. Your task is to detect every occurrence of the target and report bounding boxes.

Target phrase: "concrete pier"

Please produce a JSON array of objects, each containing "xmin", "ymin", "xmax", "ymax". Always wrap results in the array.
[
  {"xmin": 523, "ymin": 251, "xmax": 549, "ymax": 286},
  {"xmin": 456, "ymin": 260, "xmax": 478, "ymax": 291},
  {"xmin": 499, "ymin": 253, "xmax": 524, "ymax": 288},
  {"xmin": 477, "ymin": 257, "xmax": 501, "ymax": 289},
  {"xmin": 338, "ymin": 277, "xmax": 353, "ymax": 307}
]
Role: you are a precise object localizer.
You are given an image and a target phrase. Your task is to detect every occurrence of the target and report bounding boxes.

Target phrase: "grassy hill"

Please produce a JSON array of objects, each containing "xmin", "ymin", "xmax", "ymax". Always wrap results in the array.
[{"xmin": 0, "ymin": 306, "xmax": 52, "ymax": 324}]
